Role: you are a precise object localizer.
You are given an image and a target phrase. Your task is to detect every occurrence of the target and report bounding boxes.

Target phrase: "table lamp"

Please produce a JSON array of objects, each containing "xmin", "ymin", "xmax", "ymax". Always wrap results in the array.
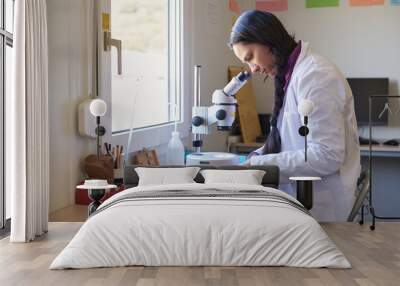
[
  {"xmin": 90, "ymin": 99, "xmax": 107, "ymax": 159},
  {"xmin": 289, "ymin": 99, "xmax": 320, "ymax": 211},
  {"xmin": 298, "ymin": 99, "xmax": 314, "ymax": 162}
]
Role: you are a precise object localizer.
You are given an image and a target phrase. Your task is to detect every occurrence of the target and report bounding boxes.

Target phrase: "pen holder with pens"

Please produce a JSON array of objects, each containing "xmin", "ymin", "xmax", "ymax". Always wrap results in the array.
[
  {"xmin": 113, "ymin": 151, "xmax": 124, "ymax": 180},
  {"xmin": 104, "ymin": 142, "xmax": 124, "ymax": 179}
]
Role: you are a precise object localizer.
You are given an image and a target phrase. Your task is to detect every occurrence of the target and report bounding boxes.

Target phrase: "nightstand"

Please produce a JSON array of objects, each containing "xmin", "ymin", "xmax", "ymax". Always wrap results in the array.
[{"xmin": 77, "ymin": 182, "xmax": 117, "ymax": 215}]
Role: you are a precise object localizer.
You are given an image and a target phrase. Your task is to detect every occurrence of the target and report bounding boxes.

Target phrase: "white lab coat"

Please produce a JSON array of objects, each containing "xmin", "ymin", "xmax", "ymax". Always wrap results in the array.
[{"xmin": 250, "ymin": 42, "xmax": 361, "ymax": 221}]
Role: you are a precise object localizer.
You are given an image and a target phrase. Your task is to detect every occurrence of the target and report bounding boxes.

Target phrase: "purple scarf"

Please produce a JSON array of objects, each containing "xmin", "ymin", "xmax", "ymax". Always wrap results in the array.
[{"xmin": 284, "ymin": 41, "xmax": 302, "ymax": 91}]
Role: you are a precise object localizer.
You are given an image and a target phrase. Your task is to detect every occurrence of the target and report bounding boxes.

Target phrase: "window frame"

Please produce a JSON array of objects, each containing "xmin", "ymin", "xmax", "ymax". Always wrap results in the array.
[
  {"xmin": 110, "ymin": 0, "xmax": 193, "ymax": 153},
  {"xmin": 1, "ymin": 0, "xmax": 14, "ymax": 231}
]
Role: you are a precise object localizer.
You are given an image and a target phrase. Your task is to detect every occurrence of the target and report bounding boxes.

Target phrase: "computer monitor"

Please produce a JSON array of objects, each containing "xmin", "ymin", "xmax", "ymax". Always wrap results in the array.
[{"xmin": 347, "ymin": 78, "xmax": 389, "ymax": 126}]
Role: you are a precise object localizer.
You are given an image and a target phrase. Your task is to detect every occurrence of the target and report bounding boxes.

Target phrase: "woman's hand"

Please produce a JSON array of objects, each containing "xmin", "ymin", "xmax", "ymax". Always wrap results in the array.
[
  {"xmin": 243, "ymin": 151, "xmax": 259, "ymax": 166},
  {"xmin": 247, "ymin": 151, "xmax": 259, "ymax": 160}
]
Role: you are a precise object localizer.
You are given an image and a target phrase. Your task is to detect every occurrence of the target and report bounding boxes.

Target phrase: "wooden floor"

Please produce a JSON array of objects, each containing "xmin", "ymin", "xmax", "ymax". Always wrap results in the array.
[
  {"xmin": 1, "ymin": 211, "xmax": 400, "ymax": 285},
  {"xmin": 49, "ymin": 204, "xmax": 88, "ymax": 222}
]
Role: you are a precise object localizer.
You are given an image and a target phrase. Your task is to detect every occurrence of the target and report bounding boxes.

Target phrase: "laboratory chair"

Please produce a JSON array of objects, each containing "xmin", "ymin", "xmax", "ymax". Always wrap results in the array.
[{"xmin": 347, "ymin": 169, "xmax": 370, "ymax": 224}]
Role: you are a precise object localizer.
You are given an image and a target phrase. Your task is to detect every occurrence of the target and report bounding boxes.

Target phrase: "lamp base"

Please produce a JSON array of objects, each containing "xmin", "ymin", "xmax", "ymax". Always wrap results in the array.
[
  {"xmin": 95, "ymin": 125, "xmax": 106, "ymax": 136},
  {"xmin": 289, "ymin": 176, "xmax": 321, "ymax": 210},
  {"xmin": 88, "ymin": 188, "xmax": 106, "ymax": 215},
  {"xmin": 296, "ymin": 180, "xmax": 313, "ymax": 210},
  {"xmin": 298, "ymin": 126, "xmax": 309, "ymax": 136}
]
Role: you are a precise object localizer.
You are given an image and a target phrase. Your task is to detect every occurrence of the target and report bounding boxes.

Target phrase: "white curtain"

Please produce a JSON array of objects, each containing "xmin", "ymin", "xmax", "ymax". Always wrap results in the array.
[{"xmin": 9, "ymin": 0, "xmax": 49, "ymax": 242}]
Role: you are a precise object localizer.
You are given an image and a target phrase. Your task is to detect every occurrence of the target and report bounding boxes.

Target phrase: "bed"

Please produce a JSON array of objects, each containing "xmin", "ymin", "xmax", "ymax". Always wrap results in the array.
[{"xmin": 50, "ymin": 165, "xmax": 350, "ymax": 269}]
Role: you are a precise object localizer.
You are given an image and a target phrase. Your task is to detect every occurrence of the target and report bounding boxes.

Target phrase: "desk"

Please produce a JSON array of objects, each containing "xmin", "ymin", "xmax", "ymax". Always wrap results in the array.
[
  {"xmin": 360, "ymin": 145, "xmax": 400, "ymax": 157},
  {"xmin": 230, "ymin": 142, "xmax": 400, "ymax": 157}
]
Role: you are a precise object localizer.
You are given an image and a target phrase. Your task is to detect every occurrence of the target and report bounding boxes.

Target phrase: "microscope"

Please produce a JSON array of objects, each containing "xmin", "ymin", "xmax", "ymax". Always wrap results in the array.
[{"xmin": 186, "ymin": 65, "xmax": 251, "ymax": 166}]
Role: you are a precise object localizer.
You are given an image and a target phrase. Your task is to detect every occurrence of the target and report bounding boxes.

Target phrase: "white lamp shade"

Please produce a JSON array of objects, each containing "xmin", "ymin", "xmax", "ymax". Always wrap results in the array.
[
  {"xmin": 298, "ymin": 99, "xmax": 314, "ymax": 117},
  {"xmin": 89, "ymin": 99, "xmax": 107, "ymax": 117}
]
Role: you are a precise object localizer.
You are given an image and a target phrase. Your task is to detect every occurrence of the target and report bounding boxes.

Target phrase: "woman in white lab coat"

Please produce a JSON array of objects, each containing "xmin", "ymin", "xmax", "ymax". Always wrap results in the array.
[{"xmin": 230, "ymin": 10, "xmax": 360, "ymax": 221}]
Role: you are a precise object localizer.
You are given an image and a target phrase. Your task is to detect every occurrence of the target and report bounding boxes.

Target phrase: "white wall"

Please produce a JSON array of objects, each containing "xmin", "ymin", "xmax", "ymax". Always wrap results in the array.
[
  {"xmin": 251, "ymin": 0, "xmax": 400, "ymax": 122},
  {"xmin": 180, "ymin": 0, "xmax": 400, "ymax": 151},
  {"xmin": 178, "ymin": 0, "xmax": 400, "ymax": 151},
  {"xmin": 185, "ymin": 0, "xmax": 400, "ymax": 130},
  {"xmin": 47, "ymin": 0, "xmax": 94, "ymax": 212}
]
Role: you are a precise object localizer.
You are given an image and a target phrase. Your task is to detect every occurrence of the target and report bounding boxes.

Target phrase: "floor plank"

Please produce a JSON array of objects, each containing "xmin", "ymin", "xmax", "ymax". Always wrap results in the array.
[
  {"xmin": 1, "ymin": 220, "xmax": 399, "ymax": 286},
  {"xmin": 49, "ymin": 205, "xmax": 88, "ymax": 222}
]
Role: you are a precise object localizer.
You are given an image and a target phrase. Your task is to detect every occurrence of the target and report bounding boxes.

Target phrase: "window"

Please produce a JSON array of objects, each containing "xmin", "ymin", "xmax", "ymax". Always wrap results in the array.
[
  {"xmin": 110, "ymin": 0, "xmax": 181, "ymax": 134},
  {"xmin": 1, "ymin": 0, "xmax": 14, "ymax": 232}
]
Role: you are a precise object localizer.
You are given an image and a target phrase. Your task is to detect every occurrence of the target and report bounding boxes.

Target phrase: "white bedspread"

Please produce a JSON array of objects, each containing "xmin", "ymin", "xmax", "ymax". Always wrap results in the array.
[{"xmin": 50, "ymin": 183, "xmax": 350, "ymax": 269}]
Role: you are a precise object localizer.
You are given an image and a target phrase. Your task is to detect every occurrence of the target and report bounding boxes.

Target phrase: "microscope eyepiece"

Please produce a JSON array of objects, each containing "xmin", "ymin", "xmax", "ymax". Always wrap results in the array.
[
  {"xmin": 223, "ymin": 71, "xmax": 251, "ymax": 96},
  {"xmin": 237, "ymin": 71, "xmax": 251, "ymax": 81}
]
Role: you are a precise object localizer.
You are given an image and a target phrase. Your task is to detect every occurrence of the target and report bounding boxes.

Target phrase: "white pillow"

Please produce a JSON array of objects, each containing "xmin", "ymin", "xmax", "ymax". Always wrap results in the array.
[
  {"xmin": 200, "ymin": 169, "xmax": 266, "ymax": 185},
  {"xmin": 135, "ymin": 167, "xmax": 201, "ymax": 186}
]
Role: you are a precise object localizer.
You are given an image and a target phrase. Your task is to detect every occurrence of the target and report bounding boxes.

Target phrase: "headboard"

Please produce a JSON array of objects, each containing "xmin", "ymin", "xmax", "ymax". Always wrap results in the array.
[{"xmin": 123, "ymin": 165, "xmax": 280, "ymax": 189}]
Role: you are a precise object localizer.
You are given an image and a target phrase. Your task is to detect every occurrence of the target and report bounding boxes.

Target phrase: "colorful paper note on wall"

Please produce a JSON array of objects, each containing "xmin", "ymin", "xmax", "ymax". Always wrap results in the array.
[
  {"xmin": 392, "ymin": 0, "xmax": 400, "ymax": 4},
  {"xmin": 256, "ymin": 0, "xmax": 288, "ymax": 11},
  {"xmin": 349, "ymin": 0, "xmax": 384, "ymax": 6},
  {"xmin": 306, "ymin": 0, "xmax": 339, "ymax": 8},
  {"xmin": 102, "ymin": 13, "xmax": 110, "ymax": 31},
  {"xmin": 229, "ymin": 0, "xmax": 241, "ymax": 14},
  {"xmin": 232, "ymin": 15, "xmax": 238, "ymax": 27}
]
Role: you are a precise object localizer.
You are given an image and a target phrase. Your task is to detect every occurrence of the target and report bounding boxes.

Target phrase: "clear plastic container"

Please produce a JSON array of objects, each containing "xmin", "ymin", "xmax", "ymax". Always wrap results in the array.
[{"xmin": 166, "ymin": 131, "xmax": 185, "ymax": 165}]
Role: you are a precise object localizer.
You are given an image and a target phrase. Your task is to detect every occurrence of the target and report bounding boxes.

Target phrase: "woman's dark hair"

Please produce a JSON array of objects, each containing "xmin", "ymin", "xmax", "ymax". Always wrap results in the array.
[{"xmin": 229, "ymin": 10, "xmax": 296, "ymax": 154}]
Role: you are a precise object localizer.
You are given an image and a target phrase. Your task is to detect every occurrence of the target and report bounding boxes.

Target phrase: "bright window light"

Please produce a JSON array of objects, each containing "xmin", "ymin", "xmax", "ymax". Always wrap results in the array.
[{"xmin": 111, "ymin": 0, "xmax": 181, "ymax": 134}]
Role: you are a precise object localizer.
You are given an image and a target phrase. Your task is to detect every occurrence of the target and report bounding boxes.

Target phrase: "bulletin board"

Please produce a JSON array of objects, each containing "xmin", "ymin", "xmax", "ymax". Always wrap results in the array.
[{"xmin": 228, "ymin": 66, "xmax": 262, "ymax": 143}]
